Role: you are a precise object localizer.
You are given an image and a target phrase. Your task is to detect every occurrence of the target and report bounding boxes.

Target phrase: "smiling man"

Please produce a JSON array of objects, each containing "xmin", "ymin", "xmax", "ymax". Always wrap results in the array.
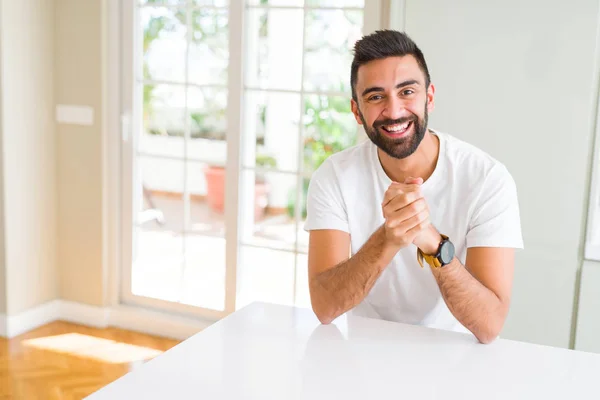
[{"xmin": 304, "ymin": 30, "xmax": 523, "ymax": 344}]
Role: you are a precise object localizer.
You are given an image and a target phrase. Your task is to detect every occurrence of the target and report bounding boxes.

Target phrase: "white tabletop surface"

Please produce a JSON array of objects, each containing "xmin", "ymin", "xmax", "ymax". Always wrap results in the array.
[{"xmin": 87, "ymin": 302, "xmax": 600, "ymax": 399}]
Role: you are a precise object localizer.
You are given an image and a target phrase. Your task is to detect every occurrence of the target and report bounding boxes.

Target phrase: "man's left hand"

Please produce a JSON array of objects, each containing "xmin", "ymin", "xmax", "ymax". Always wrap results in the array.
[{"xmin": 402, "ymin": 177, "xmax": 443, "ymax": 255}]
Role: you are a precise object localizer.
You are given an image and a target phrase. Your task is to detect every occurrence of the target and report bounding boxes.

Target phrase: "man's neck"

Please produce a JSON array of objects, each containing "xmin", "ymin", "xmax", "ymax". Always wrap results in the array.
[{"xmin": 377, "ymin": 130, "xmax": 440, "ymax": 184}]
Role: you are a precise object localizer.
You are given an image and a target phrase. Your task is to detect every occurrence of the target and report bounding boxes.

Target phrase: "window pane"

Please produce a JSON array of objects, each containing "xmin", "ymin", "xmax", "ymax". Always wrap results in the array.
[
  {"xmin": 181, "ymin": 235, "xmax": 226, "ymax": 311},
  {"xmin": 188, "ymin": 9, "xmax": 229, "ymax": 85},
  {"xmin": 137, "ymin": 156, "xmax": 185, "ymax": 232},
  {"xmin": 237, "ymin": 247, "xmax": 295, "ymax": 309},
  {"xmin": 140, "ymin": 1, "xmax": 229, "ymax": 8},
  {"xmin": 304, "ymin": 10, "xmax": 362, "ymax": 92},
  {"xmin": 140, "ymin": 0, "xmax": 185, "ymax": 6},
  {"xmin": 247, "ymin": 0, "xmax": 304, "ymax": 6},
  {"xmin": 187, "ymin": 160, "xmax": 226, "ymax": 234},
  {"xmin": 240, "ymin": 170, "xmax": 301, "ymax": 252},
  {"xmin": 306, "ymin": 0, "xmax": 364, "ymax": 6},
  {"xmin": 243, "ymin": 91, "xmax": 301, "ymax": 173},
  {"xmin": 132, "ymin": 227, "xmax": 183, "ymax": 303},
  {"xmin": 296, "ymin": 253, "xmax": 310, "ymax": 308},
  {"xmin": 141, "ymin": 7, "xmax": 187, "ymax": 83},
  {"xmin": 303, "ymin": 95, "xmax": 358, "ymax": 174},
  {"xmin": 192, "ymin": 0, "xmax": 228, "ymax": 5},
  {"xmin": 132, "ymin": 157, "xmax": 185, "ymax": 303},
  {"xmin": 188, "ymin": 87, "xmax": 228, "ymax": 154},
  {"xmin": 140, "ymin": 84, "xmax": 185, "ymax": 158},
  {"xmin": 298, "ymin": 180, "xmax": 309, "ymax": 252},
  {"xmin": 245, "ymin": 9, "xmax": 304, "ymax": 91}
]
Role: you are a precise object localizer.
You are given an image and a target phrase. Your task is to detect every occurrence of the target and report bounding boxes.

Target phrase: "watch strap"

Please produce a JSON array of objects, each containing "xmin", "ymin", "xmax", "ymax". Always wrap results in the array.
[{"xmin": 417, "ymin": 234, "xmax": 449, "ymax": 269}]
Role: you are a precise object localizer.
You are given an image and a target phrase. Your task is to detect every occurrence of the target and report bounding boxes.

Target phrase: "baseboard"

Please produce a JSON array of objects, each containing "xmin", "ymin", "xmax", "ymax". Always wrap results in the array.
[
  {"xmin": 0, "ymin": 300, "xmax": 216, "ymax": 340},
  {"xmin": 58, "ymin": 301, "xmax": 111, "ymax": 328},
  {"xmin": 110, "ymin": 304, "xmax": 213, "ymax": 340},
  {"xmin": 0, "ymin": 313, "xmax": 6, "ymax": 337},
  {"xmin": 3, "ymin": 300, "xmax": 61, "ymax": 338}
]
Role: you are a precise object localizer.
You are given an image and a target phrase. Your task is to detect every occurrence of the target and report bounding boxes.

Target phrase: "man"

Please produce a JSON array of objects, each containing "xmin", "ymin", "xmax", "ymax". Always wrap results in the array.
[{"xmin": 304, "ymin": 30, "xmax": 523, "ymax": 344}]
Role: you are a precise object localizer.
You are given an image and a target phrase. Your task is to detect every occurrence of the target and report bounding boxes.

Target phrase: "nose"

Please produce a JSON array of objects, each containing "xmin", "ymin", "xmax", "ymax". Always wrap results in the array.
[{"xmin": 381, "ymin": 95, "xmax": 406, "ymax": 121}]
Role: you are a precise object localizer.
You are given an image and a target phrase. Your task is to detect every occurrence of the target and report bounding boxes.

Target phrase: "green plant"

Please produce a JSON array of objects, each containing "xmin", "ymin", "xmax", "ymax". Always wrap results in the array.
[
  {"xmin": 254, "ymin": 151, "xmax": 277, "ymax": 184},
  {"xmin": 143, "ymin": 4, "xmax": 228, "ymax": 134},
  {"xmin": 286, "ymin": 93, "xmax": 358, "ymax": 219},
  {"xmin": 255, "ymin": 153, "xmax": 277, "ymax": 168},
  {"xmin": 303, "ymin": 95, "xmax": 357, "ymax": 173},
  {"xmin": 190, "ymin": 111, "xmax": 226, "ymax": 139},
  {"xmin": 286, "ymin": 178, "xmax": 310, "ymax": 219}
]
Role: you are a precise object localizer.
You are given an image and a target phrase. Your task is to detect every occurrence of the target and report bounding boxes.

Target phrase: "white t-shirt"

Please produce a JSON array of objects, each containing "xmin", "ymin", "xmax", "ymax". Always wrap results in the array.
[{"xmin": 304, "ymin": 130, "xmax": 524, "ymax": 334}]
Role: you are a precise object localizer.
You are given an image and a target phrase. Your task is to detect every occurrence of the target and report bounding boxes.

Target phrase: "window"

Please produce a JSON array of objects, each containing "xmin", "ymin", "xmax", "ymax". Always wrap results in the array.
[{"xmin": 120, "ymin": 0, "xmax": 382, "ymax": 318}]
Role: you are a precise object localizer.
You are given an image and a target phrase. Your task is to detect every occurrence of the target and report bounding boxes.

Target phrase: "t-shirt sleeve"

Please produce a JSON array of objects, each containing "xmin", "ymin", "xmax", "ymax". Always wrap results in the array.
[
  {"xmin": 303, "ymin": 159, "xmax": 350, "ymax": 233},
  {"xmin": 466, "ymin": 164, "xmax": 524, "ymax": 249}
]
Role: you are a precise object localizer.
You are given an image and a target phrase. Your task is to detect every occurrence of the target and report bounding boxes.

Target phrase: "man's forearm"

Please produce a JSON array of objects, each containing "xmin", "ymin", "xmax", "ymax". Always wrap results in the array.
[
  {"xmin": 310, "ymin": 227, "xmax": 398, "ymax": 324},
  {"xmin": 431, "ymin": 260, "xmax": 507, "ymax": 343}
]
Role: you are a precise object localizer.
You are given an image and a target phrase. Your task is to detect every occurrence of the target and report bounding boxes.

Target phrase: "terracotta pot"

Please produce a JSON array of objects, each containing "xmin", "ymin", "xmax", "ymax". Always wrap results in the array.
[
  {"xmin": 204, "ymin": 166, "xmax": 226, "ymax": 213},
  {"xmin": 204, "ymin": 166, "xmax": 269, "ymax": 221}
]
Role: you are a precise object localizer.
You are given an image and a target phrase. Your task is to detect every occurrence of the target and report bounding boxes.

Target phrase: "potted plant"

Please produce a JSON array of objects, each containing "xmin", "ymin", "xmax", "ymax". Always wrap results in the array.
[{"xmin": 204, "ymin": 152, "xmax": 277, "ymax": 220}]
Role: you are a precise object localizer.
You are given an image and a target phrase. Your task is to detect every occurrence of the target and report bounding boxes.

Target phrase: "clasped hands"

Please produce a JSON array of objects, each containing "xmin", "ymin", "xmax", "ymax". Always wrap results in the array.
[{"xmin": 381, "ymin": 177, "xmax": 441, "ymax": 255}]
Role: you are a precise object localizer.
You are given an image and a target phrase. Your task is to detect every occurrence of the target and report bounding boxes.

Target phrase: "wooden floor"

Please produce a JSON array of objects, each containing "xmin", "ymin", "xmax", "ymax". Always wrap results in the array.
[{"xmin": 0, "ymin": 321, "xmax": 180, "ymax": 400}]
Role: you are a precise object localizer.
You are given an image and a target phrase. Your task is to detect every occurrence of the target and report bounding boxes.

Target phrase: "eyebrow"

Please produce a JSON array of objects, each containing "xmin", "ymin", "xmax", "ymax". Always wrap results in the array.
[{"xmin": 361, "ymin": 80, "xmax": 420, "ymax": 97}]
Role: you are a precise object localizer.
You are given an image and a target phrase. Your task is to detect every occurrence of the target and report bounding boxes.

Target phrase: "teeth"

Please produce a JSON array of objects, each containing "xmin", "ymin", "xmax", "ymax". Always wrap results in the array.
[{"xmin": 385, "ymin": 121, "xmax": 410, "ymax": 132}]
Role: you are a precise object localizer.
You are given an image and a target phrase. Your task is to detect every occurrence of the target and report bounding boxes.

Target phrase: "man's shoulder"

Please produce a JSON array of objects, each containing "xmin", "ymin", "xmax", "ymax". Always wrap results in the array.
[
  {"xmin": 438, "ymin": 131, "xmax": 515, "ymax": 193},
  {"xmin": 440, "ymin": 131, "xmax": 509, "ymax": 176},
  {"xmin": 327, "ymin": 138, "xmax": 372, "ymax": 165},
  {"xmin": 312, "ymin": 139, "xmax": 373, "ymax": 180}
]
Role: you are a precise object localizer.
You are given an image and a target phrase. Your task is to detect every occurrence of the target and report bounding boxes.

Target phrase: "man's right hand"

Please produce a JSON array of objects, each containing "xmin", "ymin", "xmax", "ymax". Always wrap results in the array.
[{"xmin": 381, "ymin": 177, "xmax": 430, "ymax": 250}]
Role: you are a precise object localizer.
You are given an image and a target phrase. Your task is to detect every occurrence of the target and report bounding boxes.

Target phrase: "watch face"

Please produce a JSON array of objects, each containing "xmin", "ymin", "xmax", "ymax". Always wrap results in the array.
[{"xmin": 440, "ymin": 240, "xmax": 455, "ymax": 264}]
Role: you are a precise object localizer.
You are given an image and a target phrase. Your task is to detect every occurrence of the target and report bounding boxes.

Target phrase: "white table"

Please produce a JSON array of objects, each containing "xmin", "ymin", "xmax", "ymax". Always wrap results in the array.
[{"xmin": 87, "ymin": 302, "xmax": 600, "ymax": 399}]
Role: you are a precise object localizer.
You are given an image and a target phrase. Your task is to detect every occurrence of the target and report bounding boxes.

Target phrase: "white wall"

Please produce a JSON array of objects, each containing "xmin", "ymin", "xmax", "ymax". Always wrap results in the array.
[
  {"xmin": 0, "ymin": 0, "xmax": 57, "ymax": 315},
  {"xmin": 402, "ymin": 0, "xmax": 599, "ymax": 348},
  {"xmin": 0, "ymin": 107, "xmax": 5, "ymax": 315},
  {"xmin": 55, "ymin": 0, "xmax": 105, "ymax": 307}
]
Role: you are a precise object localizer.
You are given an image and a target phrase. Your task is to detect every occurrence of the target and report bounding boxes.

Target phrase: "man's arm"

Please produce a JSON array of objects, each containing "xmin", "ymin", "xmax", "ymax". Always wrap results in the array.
[
  {"xmin": 309, "ymin": 180, "xmax": 430, "ymax": 324},
  {"xmin": 308, "ymin": 227, "xmax": 397, "ymax": 325},
  {"xmin": 433, "ymin": 246, "xmax": 514, "ymax": 344},
  {"xmin": 417, "ymin": 228, "xmax": 514, "ymax": 344}
]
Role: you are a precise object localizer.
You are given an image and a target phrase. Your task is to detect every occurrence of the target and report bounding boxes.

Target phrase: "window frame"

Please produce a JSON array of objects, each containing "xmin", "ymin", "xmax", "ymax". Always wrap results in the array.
[{"xmin": 114, "ymin": 0, "xmax": 385, "ymax": 319}]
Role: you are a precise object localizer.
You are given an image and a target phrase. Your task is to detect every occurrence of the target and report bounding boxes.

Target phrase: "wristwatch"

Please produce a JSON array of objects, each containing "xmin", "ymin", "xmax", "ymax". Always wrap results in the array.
[{"xmin": 417, "ymin": 234, "xmax": 455, "ymax": 269}]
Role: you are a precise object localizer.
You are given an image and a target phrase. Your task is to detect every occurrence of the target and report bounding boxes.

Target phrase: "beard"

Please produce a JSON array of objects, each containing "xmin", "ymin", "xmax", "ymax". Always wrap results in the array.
[{"xmin": 359, "ymin": 102, "xmax": 428, "ymax": 160}]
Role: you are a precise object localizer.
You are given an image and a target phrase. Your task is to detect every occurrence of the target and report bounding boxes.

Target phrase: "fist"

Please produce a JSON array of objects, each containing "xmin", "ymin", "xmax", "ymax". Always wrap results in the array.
[{"xmin": 381, "ymin": 177, "xmax": 431, "ymax": 250}]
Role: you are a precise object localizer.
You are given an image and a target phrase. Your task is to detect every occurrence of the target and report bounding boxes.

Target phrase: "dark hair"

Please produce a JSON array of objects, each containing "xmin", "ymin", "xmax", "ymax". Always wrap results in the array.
[{"xmin": 350, "ymin": 30, "xmax": 431, "ymax": 101}]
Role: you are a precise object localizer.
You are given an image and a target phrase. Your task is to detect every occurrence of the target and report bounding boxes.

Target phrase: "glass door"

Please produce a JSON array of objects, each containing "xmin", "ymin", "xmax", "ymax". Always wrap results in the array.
[{"xmin": 120, "ymin": 0, "xmax": 377, "ymax": 318}]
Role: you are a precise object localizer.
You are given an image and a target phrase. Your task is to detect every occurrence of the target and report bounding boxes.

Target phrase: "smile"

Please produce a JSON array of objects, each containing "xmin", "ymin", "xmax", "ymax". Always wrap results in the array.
[{"xmin": 381, "ymin": 121, "xmax": 412, "ymax": 137}]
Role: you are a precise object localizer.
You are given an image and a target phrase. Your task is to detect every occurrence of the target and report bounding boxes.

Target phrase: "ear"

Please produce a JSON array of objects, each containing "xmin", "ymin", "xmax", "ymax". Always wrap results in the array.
[
  {"xmin": 426, "ymin": 83, "xmax": 435, "ymax": 113},
  {"xmin": 351, "ymin": 99, "xmax": 363, "ymax": 125}
]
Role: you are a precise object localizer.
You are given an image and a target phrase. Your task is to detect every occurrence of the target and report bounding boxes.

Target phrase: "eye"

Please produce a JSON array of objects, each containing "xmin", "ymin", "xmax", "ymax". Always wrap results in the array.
[
  {"xmin": 401, "ymin": 89, "xmax": 415, "ymax": 96},
  {"xmin": 368, "ymin": 94, "xmax": 383, "ymax": 101}
]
